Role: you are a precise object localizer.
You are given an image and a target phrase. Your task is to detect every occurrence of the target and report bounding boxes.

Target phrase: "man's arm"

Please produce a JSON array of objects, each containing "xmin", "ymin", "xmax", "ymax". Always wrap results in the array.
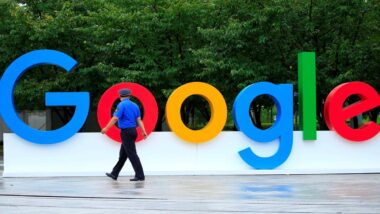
[
  {"xmin": 101, "ymin": 116, "xmax": 118, "ymax": 134},
  {"xmin": 137, "ymin": 117, "xmax": 148, "ymax": 139}
]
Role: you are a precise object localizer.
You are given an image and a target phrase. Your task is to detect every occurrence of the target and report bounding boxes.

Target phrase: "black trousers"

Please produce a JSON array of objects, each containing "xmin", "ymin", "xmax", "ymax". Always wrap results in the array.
[{"xmin": 111, "ymin": 128, "xmax": 145, "ymax": 179}]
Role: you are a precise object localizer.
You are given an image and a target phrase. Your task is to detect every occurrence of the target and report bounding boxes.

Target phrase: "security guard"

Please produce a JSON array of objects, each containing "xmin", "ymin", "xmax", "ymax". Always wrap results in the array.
[{"xmin": 101, "ymin": 88, "xmax": 147, "ymax": 181}]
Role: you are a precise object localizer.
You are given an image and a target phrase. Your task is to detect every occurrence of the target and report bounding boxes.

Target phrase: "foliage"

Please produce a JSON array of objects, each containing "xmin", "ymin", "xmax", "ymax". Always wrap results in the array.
[{"xmin": 0, "ymin": 0, "xmax": 379, "ymax": 130}]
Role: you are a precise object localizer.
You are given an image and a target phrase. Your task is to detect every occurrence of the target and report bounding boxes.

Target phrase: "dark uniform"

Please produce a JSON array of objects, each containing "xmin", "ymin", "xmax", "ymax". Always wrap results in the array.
[{"xmin": 109, "ymin": 97, "xmax": 145, "ymax": 180}]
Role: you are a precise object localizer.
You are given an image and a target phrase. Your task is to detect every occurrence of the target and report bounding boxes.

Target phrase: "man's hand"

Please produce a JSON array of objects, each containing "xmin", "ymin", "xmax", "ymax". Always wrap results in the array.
[
  {"xmin": 137, "ymin": 117, "xmax": 148, "ymax": 140},
  {"xmin": 101, "ymin": 128, "xmax": 108, "ymax": 134},
  {"xmin": 142, "ymin": 132, "xmax": 148, "ymax": 140},
  {"xmin": 101, "ymin": 117, "xmax": 118, "ymax": 134}
]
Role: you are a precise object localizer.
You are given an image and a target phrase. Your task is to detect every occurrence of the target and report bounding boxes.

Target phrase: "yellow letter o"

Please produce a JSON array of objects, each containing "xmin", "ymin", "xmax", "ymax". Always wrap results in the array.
[{"xmin": 165, "ymin": 82, "xmax": 227, "ymax": 143}]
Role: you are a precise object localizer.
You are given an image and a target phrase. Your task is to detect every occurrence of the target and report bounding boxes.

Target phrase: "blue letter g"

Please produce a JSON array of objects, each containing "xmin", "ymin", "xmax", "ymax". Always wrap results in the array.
[{"xmin": 0, "ymin": 50, "xmax": 89, "ymax": 144}]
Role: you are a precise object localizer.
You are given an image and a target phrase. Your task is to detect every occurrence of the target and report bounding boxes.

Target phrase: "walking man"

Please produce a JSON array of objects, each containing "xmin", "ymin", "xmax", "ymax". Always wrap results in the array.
[{"xmin": 101, "ymin": 88, "xmax": 147, "ymax": 181}]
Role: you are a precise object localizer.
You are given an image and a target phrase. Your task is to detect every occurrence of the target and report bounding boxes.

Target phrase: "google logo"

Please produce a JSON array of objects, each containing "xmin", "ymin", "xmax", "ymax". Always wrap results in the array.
[{"xmin": 0, "ymin": 50, "xmax": 379, "ymax": 169}]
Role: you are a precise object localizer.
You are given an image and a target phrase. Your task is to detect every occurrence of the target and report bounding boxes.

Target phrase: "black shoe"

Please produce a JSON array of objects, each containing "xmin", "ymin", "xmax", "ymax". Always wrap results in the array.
[
  {"xmin": 106, "ymin": 173, "xmax": 117, "ymax": 180},
  {"xmin": 130, "ymin": 177, "xmax": 145, "ymax": 181}
]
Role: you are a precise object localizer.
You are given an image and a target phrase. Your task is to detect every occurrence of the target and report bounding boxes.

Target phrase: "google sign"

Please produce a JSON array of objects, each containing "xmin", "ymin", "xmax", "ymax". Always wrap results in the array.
[{"xmin": 0, "ymin": 50, "xmax": 379, "ymax": 173}]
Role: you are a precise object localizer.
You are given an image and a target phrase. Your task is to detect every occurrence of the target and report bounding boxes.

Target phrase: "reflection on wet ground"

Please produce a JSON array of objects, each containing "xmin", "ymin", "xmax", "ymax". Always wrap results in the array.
[{"xmin": 0, "ymin": 174, "xmax": 380, "ymax": 213}]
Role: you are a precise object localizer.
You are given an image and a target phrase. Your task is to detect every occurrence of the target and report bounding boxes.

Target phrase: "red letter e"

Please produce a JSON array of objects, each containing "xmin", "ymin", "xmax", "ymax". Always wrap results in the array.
[{"xmin": 324, "ymin": 82, "xmax": 380, "ymax": 142}]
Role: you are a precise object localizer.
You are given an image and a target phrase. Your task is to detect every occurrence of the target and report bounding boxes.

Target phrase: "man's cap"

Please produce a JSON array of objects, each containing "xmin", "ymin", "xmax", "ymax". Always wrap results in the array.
[{"xmin": 118, "ymin": 88, "xmax": 131, "ymax": 96}]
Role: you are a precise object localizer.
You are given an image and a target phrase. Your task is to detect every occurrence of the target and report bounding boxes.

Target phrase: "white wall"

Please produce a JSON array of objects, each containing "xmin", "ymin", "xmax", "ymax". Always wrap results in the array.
[{"xmin": 3, "ymin": 131, "xmax": 380, "ymax": 177}]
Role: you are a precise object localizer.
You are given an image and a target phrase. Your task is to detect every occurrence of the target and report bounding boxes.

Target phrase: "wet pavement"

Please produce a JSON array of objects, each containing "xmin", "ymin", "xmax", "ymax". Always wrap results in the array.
[{"xmin": 0, "ymin": 173, "xmax": 380, "ymax": 213}]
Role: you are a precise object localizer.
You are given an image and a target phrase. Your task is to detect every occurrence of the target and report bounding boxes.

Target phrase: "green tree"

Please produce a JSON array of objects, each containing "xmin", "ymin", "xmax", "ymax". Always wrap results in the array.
[{"xmin": 1, "ymin": 0, "xmax": 378, "ymax": 131}]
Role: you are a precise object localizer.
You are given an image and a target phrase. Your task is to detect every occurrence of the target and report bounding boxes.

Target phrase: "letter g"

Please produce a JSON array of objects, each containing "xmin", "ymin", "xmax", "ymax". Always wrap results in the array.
[{"xmin": 0, "ymin": 50, "xmax": 89, "ymax": 144}]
